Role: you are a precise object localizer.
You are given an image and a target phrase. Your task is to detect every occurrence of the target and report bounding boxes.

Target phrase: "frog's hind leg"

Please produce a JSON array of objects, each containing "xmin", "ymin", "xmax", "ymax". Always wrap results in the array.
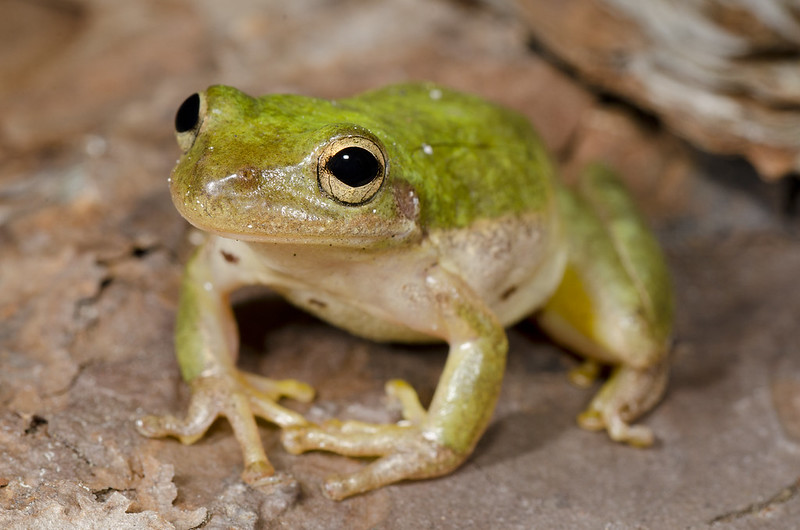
[{"xmin": 538, "ymin": 165, "xmax": 674, "ymax": 447}]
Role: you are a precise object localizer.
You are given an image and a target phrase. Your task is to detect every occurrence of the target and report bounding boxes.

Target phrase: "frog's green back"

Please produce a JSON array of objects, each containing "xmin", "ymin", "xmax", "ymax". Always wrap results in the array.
[
  {"xmin": 337, "ymin": 83, "xmax": 555, "ymax": 229},
  {"xmin": 196, "ymin": 83, "xmax": 555, "ymax": 233}
]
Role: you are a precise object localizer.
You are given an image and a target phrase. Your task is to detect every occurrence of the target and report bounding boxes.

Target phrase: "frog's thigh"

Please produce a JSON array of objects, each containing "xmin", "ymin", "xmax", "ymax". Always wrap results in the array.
[
  {"xmin": 538, "ymin": 166, "xmax": 673, "ymax": 446},
  {"xmin": 538, "ymin": 268, "xmax": 669, "ymax": 448}
]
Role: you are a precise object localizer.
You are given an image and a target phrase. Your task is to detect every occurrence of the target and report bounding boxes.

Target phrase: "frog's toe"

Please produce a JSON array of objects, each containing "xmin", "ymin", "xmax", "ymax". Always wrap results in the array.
[
  {"xmin": 320, "ymin": 449, "xmax": 450, "ymax": 501},
  {"xmin": 282, "ymin": 420, "xmax": 465, "ymax": 499},
  {"xmin": 242, "ymin": 373, "xmax": 315, "ymax": 403},
  {"xmin": 568, "ymin": 359, "xmax": 602, "ymax": 388},
  {"xmin": 136, "ymin": 414, "xmax": 202, "ymax": 444},
  {"xmin": 138, "ymin": 372, "xmax": 317, "ymax": 487},
  {"xmin": 282, "ymin": 420, "xmax": 410, "ymax": 455},
  {"xmin": 575, "ymin": 408, "xmax": 604, "ymax": 431},
  {"xmin": 242, "ymin": 465, "xmax": 300, "ymax": 495},
  {"xmin": 577, "ymin": 361, "xmax": 667, "ymax": 448},
  {"xmin": 607, "ymin": 416, "xmax": 655, "ymax": 447},
  {"xmin": 319, "ymin": 453, "xmax": 405, "ymax": 500},
  {"xmin": 578, "ymin": 409, "xmax": 654, "ymax": 447},
  {"xmin": 385, "ymin": 379, "xmax": 426, "ymax": 424},
  {"xmin": 136, "ymin": 385, "xmax": 220, "ymax": 444},
  {"xmin": 246, "ymin": 388, "xmax": 309, "ymax": 428},
  {"xmin": 241, "ymin": 460, "xmax": 276, "ymax": 485},
  {"xmin": 280, "ymin": 425, "xmax": 308, "ymax": 455}
]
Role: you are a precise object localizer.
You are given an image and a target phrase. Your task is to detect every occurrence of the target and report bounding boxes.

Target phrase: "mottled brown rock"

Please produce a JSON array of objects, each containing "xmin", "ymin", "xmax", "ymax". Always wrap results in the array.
[
  {"xmin": 515, "ymin": 0, "xmax": 800, "ymax": 178},
  {"xmin": 2, "ymin": 0, "xmax": 799, "ymax": 528}
]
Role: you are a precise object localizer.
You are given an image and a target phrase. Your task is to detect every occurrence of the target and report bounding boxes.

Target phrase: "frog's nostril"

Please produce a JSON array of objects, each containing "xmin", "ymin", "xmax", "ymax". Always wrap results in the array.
[{"xmin": 175, "ymin": 93, "xmax": 201, "ymax": 133}]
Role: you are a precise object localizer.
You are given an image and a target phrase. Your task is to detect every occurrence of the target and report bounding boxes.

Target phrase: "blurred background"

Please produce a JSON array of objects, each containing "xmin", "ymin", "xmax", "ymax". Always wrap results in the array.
[{"xmin": 2, "ymin": 1, "xmax": 800, "ymax": 528}]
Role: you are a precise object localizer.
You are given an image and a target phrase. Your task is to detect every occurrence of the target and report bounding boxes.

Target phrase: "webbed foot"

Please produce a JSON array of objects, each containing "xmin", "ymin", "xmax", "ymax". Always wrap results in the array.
[
  {"xmin": 576, "ymin": 361, "xmax": 668, "ymax": 448},
  {"xmin": 281, "ymin": 379, "xmax": 462, "ymax": 500},
  {"xmin": 137, "ymin": 371, "xmax": 313, "ymax": 484}
]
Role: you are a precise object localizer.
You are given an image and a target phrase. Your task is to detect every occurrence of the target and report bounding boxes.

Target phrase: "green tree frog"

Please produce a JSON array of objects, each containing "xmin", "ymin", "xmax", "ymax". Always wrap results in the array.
[{"xmin": 137, "ymin": 83, "xmax": 673, "ymax": 500}]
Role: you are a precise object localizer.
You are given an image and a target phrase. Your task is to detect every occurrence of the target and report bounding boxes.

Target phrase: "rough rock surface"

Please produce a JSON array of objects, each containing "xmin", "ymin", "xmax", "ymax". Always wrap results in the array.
[
  {"xmin": 2, "ymin": 0, "xmax": 799, "ymax": 528},
  {"xmin": 514, "ymin": 0, "xmax": 800, "ymax": 178}
]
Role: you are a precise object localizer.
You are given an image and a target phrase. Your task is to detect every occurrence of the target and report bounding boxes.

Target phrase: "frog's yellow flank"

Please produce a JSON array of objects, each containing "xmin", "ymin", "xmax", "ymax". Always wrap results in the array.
[
  {"xmin": 137, "ymin": 83, "xmax": 673, "ymax": 499},
  {"xmin": 542, "ymin": 265, "xmax": 597, "ymax": 342}
]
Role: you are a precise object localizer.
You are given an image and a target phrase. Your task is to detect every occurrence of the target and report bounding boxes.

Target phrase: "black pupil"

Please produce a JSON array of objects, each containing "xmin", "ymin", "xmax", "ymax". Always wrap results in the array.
[
  {"xmin": 326, "ymin": 147, "xmax": 380, "ymax": 187},
  {"xmin": 175, "ymin": 93, "xmax": 201, "ymax": 133}
]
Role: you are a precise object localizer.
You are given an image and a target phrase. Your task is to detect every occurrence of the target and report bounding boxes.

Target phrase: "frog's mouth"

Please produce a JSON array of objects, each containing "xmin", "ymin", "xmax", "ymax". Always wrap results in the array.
[
  {"xmin": 171, "ymin": 158, "xmax": 421, "ymax": 248},
  {"xmin": 201, "ymin": 215, "xmax": 419, "ymax": 248},
  {"xmin": 172, "ymin": 182, "xmax": 420, "ymax": 249}
]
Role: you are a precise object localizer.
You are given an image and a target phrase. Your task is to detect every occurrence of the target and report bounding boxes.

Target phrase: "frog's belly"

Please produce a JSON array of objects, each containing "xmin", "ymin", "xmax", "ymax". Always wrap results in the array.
[
  {"xmin": 277, "ymin": 254, "xmax": 564, "ymax": 344},
  {"xmin": 280, "ymin": 287, "xmax": 440, "ymax": 343},
  {"xmin": 272, "ymin": 218, "xmax": 566, "ymax": 343}
]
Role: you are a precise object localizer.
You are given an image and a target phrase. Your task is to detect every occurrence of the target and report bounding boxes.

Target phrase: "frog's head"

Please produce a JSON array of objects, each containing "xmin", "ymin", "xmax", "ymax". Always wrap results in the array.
[{"xmin": 169, "ymin": 85, "xmax": 420, "ymax": 247}]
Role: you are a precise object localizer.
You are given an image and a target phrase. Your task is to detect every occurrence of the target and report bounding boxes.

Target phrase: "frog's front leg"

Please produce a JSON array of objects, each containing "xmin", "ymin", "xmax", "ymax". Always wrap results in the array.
[
  {"xmin": 136, "ymin": 239, "xmax": 313, "ymax": 486},
  {"xmin": 539, "ymin": 165, "xmax": 674, "ymax": 447},
  {"xmin": 282, "ymin": 266, "xmax": 507, "ymax": 500}
]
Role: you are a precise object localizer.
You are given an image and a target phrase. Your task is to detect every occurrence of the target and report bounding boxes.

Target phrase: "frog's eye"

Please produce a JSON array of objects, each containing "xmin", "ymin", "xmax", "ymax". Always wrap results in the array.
[
  {"xmin": 174, "ymin": 92, "xmax": 206, "ymax": 153},
  {"xmin": 317, "ymin": 136, "xmax": 386, "ymax": 205}
]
